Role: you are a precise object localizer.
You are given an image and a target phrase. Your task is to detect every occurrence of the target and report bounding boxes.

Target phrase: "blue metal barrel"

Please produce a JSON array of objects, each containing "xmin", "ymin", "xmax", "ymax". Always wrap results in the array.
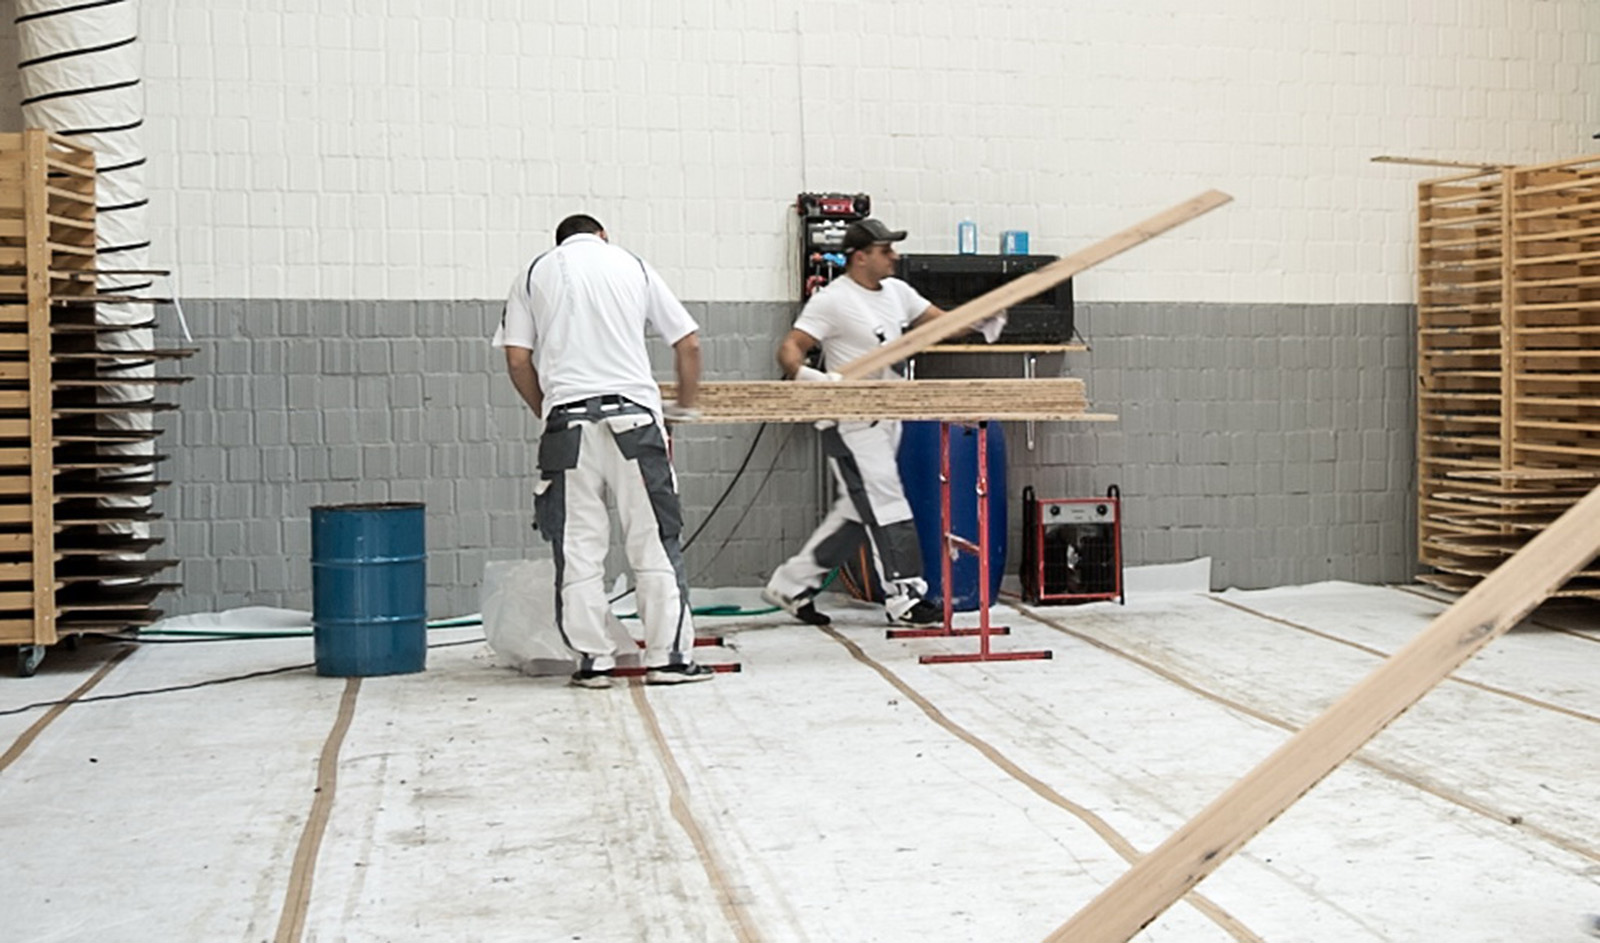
[
  {"xmin": 898, "ymin": 421, "xmax": 1007, "ymax": 611},
  {"xmin": 310, "ymin": 502, "xmax": 427, "ymax": 676}
]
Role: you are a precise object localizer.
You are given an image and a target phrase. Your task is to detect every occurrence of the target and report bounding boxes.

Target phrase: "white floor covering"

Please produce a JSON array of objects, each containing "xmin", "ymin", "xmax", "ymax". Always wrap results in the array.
[{"xmin": 2, "ymin": 580, "xmax": 1598, "ymax": 943}]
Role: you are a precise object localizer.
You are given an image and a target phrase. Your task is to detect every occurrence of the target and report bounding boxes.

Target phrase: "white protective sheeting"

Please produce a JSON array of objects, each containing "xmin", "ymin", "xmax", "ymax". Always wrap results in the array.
[{"xmin": 2, "ymin": 582, "xmax": 1597, "ymax": 942}]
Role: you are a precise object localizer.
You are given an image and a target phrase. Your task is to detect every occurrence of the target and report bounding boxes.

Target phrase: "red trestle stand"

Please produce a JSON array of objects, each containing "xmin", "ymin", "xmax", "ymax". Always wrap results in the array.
[{"xmin": 888, "ymin": 420, "xmax": 1052, "ymax": 665}]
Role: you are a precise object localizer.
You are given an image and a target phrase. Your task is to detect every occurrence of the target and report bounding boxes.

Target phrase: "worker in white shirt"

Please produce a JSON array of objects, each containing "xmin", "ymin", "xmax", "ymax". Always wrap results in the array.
[
  {"xmin": 493, "ymin": 213, "xmax": 712, "ymax": 688},
  {"xmin": 762, "ymin": 217, "xmax": 958, "ymax": 628}
]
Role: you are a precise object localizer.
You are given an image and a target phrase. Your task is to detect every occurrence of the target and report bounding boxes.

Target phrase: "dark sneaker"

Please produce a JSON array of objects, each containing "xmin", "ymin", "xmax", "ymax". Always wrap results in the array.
[
  {"xmin": 569, "ymin": 668, "xmax": 614, "ymax": 689},
  {"xmin": 891, "ymin": 600, "xmax": 943, "ymax": 627},
  {"xmin": 761, "ymin": 587, "xmax": 831, "ymax": 625},
  {"xmin": 645, "ymin": 663, "xmax": 715, "ymax": 685}
]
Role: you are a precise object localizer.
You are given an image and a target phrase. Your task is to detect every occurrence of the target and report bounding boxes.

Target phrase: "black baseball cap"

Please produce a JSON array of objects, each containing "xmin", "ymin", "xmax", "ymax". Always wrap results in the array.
[{"xmin": 842, "ymin": 217, "xmax": 907, "ymax": 253}]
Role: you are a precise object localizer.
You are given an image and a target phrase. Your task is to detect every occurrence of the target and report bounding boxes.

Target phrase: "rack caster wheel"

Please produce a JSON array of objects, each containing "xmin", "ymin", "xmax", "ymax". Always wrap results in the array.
[{"xmin": 16, "ymin": 644, "xmax": 44, "ymax": 677}]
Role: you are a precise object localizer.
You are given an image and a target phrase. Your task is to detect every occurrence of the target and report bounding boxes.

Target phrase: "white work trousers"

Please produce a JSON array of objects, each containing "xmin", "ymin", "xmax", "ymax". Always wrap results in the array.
[
  {"xmin": 534, "ymin": 400, "xmax": 694, "ymax": 671},
  {"xmin": 768, "ymin": 419, "xmax": 928, "ymax": 618}
]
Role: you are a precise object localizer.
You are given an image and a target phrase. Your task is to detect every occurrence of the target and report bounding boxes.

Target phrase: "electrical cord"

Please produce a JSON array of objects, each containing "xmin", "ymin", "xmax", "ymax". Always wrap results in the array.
[
  {"xmin": 608, "ymin": 421, "xmax": 775, "ymax": 604},
  {"xmin": 689, "ymin": 423, "xmax": 799, "ymax": 583},
  {"xmin": 681, "ymin": 422, "xmax": 769, "ymax": 554}
]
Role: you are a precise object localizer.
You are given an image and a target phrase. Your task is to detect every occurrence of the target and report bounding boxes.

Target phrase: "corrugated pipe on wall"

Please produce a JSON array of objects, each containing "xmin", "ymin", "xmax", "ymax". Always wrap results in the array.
[{"xmin": 16, "ymin": 0, "xmax": 156, "ymax": 569}]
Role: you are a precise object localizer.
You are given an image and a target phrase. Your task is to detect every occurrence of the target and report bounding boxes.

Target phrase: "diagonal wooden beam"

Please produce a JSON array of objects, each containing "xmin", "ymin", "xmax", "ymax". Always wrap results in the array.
[
  {"xmin": 1044, "ymin": 481, "xmax": 1600, "ymax": 943},
  {"xmin": 834, "ymin": 190, "xmax": 1234, "ymax": 380}
]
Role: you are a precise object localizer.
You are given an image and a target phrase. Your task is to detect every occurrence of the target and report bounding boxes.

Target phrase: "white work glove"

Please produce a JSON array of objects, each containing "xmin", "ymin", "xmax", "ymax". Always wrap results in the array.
[
  {"xmin": 794, "ymin": 366, "xmax": 842, "ymax": 382},
  {"xmin": 975, "ymin": 312, "xmax": 1008, "ymax": 344},
  {"xmin": 662, "ymin": 401, "xmax": 702, "ymax": 422}
]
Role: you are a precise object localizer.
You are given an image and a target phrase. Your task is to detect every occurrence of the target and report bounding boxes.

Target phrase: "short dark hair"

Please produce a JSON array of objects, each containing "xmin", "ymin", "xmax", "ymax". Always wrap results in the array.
[{"xmin": 555, "ymin": 214, "xmax": 604, "ymax": 244}]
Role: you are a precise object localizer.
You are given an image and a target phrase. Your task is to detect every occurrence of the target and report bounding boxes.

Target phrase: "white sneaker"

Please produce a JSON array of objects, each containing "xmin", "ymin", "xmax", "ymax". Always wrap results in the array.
[{"xmin": 644, "ymin": 663, "xmax": 715, "ymax": 685}]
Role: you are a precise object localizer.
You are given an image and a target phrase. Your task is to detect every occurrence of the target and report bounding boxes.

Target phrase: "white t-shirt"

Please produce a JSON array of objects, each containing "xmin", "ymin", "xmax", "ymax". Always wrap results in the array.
[
  {"xmin": 492, "ymin": 233, "xmax": 698, "ymax": 418},
  {"xmin": 792, "ymin": 275, "xmax": 931, "ymax": 380}
]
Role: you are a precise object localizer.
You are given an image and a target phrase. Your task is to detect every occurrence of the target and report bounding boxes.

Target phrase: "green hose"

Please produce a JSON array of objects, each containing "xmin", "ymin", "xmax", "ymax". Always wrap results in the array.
[{"xmin": 138, "ymin": 570, "xmax": 839, "ymax": 639}]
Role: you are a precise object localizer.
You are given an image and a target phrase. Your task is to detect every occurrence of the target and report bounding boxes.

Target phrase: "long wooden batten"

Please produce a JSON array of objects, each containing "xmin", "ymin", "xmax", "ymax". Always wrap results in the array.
[
  {"xmin": 835, "ymin": 189, "xmax": 1234, "ymax": 380},
  {"xmin": 658, "ymin": 379, "xmax": 1113, "ymax": 424},
  {"xmin": 1044, "ymin": 482, "xmax": 1600, "ymax": 943}
]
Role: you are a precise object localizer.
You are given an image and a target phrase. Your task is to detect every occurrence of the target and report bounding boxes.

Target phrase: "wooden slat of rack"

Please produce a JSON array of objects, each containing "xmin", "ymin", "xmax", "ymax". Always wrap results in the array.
[
  {"xmin": 24, "ymin": 131, "xmax": 56, "ymax": 646},
  {"xmin": 836, "ymin": 190, "xmax": 1233, "ymax": 380},
  {"xmin": 54, "ymin": 348, "xmax": 199, "ymax": 361},
  {"xmin": 1046, "ymin": 484, "xmax": 1600, "ymax": 943}
]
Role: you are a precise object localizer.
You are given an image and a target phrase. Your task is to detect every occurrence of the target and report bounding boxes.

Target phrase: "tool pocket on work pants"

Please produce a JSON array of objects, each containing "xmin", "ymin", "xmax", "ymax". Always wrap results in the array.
[
  {"xmin": 607, "ymin": 412, "xmax": 663, "ymax": 461},
  {"xmin": 533, "ymin": 424, "xmax": 582, "ymax": 541}
]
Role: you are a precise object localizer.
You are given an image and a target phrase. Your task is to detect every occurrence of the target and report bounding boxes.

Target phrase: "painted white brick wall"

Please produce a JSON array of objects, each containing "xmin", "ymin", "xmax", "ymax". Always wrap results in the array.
[{"xmin": 137, "ymin": 0, "xmax": 1599, "ymax": 303}]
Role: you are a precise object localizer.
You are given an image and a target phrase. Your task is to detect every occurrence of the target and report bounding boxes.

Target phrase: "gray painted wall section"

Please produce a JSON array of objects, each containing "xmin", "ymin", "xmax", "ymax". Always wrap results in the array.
[
  {"xmin": 951, "ymin": 301, "xmax": 1419, "ymax": 591},
  {"xmin": 151, "ymin": 298, "xmax": 1416, "ymax": 618}
]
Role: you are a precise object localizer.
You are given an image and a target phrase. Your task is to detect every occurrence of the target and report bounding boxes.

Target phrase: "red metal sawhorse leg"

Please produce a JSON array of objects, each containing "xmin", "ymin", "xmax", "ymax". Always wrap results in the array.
[{"xmin": 888, "ymin": 420, "xmax": 1051, "ymax": 664}]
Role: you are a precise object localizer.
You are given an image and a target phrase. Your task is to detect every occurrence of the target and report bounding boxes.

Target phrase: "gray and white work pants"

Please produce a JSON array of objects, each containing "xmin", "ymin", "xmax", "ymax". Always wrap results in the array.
[
  {"xmin": 534, "ymin": 396, "xmax": 695, "ymax": 671},
  {"xmin": 767, "ymin": 419, "xmax": 928, "ymax": 618}
]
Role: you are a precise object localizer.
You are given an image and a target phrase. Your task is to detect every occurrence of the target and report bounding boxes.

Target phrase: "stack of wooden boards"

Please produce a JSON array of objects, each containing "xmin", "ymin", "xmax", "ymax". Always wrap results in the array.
[
  {"xmin": 660, "ymin": 378, "xmax": 1110, "ymax": 424},
  {"xmin": 1416, "ymin": 154, "xmax": 1600, "ymax": 598},
  {"xmin": 0, "ymin": 129, "xmax": 189, "ymax": 673}
]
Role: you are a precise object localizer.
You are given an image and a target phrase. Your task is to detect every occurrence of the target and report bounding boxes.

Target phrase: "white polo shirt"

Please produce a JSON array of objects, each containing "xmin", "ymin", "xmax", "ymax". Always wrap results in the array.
[
  {"xmin": 493, "ymin": 233, "xmax": 698, "ymax": 419},
  {"xmin": 792, "ymin": 274, "xmax": 930, "ymax": 380}
]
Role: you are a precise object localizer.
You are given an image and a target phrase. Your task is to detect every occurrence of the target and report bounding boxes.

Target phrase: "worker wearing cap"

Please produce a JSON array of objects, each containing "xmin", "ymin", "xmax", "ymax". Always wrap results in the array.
[
  {"xmin": 494, "ymin": 213, "xmax": 712, "ymax": 688},
  {"xmin": 761, "ymin": 217, "xmax": 949, "ymax": 627}
]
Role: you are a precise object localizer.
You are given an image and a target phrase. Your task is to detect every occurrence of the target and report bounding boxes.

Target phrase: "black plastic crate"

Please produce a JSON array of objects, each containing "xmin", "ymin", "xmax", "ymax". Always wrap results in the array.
[{"xmin": 896, "ymin": 253, "xmax": 1074, "ymax": 343}]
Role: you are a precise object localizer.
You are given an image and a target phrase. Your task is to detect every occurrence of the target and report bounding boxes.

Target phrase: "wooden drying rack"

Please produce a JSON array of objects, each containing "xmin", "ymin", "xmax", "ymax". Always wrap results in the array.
[
  {"xmin": 1414, "ymin": 153, "xmax": 1600, "ymax": 599},
  {"xmin": 0, "ymin": 129, "xmax": 194, "ymax": 675}
]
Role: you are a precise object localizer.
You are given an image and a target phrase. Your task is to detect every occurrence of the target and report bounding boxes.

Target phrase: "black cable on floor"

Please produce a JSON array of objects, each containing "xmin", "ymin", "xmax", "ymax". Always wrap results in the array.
[{"xmin": 0, "ymin": 637, "xmax": 485, "ymax": 717}]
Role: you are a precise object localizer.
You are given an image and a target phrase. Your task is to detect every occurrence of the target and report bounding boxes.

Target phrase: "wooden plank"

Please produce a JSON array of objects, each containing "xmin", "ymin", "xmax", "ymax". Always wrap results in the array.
[
  {"xmin": 1372, "ymin": 155, "xmax": 1507, "ymax": 170},
  {"xmin": 1045, "ymin": 482, "xmax": 1600, "ymax": 943},
  {"xmin": 24, "ymin": 130, "xmax": 55, "ymax": 645},
  {"xmin": 656, "ymin": 378, "xmax": 1111, "ymax": 423},
  {"xmin": 835, "ymin": 190, "xmax": 1233, "ymax": 380}
]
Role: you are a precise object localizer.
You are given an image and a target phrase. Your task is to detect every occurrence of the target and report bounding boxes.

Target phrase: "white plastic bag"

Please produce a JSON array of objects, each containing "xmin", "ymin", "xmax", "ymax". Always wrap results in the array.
[
  {"xmin": 481, "ymin": 559, "xmax": 572, "ymax": 676},
  {"xmin": 480, "ymin": 559, "xmax": 637, "ymax": 676}
]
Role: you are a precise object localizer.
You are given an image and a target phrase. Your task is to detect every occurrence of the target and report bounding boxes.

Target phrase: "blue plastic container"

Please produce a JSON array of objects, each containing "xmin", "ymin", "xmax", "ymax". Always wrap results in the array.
[
  {"xmin": 897, "ymin": 421, "xmax": 1007, "ymax": 611},
  {"xmin": 311, "ymin": 502, "xmax": 427, "ymax": 677}
]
